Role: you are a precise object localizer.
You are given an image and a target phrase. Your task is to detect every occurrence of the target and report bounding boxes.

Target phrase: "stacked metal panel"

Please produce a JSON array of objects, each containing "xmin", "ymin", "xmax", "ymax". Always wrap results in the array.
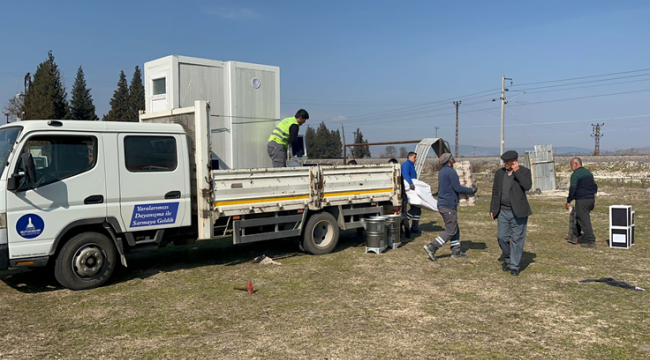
[
  {"xmin": 522, "ymin": 144, "xmax": 557, "ymax": 192},
  {"xmin": 454, "ymin": 161, "xmax": 476, "ymax": 206}
]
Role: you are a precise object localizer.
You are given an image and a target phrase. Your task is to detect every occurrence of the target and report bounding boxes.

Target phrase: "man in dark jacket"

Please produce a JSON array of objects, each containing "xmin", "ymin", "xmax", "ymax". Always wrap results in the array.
[
  {"xmin": 565, "ymin": 157, "xmax": 598, "ymax": 248},
  {"xmin": 423, "ymin": 153, "xmax": 477, "ymax": 261},
  {"xmin": 489, "ymin": 150, "xmax": 532, "ymax": 276}
]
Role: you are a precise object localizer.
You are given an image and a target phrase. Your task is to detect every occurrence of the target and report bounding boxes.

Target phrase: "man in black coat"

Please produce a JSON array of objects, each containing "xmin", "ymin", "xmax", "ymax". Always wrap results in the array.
[{"xmin": 489, "ymin": 150, "xmax": 532, "ymax": 276}]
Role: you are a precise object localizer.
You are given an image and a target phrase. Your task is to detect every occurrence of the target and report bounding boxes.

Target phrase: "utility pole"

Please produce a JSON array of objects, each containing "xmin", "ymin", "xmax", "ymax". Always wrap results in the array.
[
  {"xmin": 591, "ymin": 123, "xmax": 604, "ymax": 156},
  {"xmin": 500, "ymin": 75, "xmax": 512, "ymax": 161},
  {"xmin": 453, "ymin": 101, "xmax": 461, "ymax": 158},
  {"xmin": 473, "ymin": 146, "xmax": 477, "ymax": 157},
  {"xmin": 435, "ymin": 126, "xmax": 439, "ymax": 138}
]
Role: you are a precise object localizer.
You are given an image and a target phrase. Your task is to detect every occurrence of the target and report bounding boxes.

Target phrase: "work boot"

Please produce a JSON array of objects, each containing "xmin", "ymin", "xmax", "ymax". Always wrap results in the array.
[
  {"xmin": 401, "ymin": 219, "xmax": 411, "ymax": 240},
  {"xmin": 581, "ymin": 241, "xmax": 596, "ymax": 249},
  {"xmin": 423, "ymin": 243, "xmax": 437, "ymax": 261},
  {"xmin": 410, "ymin": 220, "xmax": 421, "ymax": 234},
  {"xmin": 510, "ymin": 269, "xmax": 520, "ymax": 276},
  {"xmin": 567, "ymin": 236, "xmax": 579, "ymax": 245},
  {"xmin": 451, "ymin": 246, "xmax": 468, "ymax": 258}
]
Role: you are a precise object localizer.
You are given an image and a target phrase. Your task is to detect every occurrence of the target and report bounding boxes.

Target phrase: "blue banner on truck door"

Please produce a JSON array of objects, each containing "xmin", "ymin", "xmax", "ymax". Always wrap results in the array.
[{"xmin": 130, "ymin": 203, "xmax": 179, "ymax": 227}]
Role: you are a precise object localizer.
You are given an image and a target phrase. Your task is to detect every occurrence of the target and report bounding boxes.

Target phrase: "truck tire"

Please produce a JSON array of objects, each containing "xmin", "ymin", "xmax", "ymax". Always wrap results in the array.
[
  {"xmin": 302, "ymin": 212, "xmax": 339, "ymax": 255},
  {"xmin": 54, "ymin": 232, "xmax": 117, "ymax": 290}
]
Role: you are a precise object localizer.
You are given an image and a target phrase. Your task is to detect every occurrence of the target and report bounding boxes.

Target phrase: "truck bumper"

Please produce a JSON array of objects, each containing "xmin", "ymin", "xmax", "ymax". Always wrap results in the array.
[{"xmin": 9, "ymin": 256, "xmax": 49, "ymax": 268}]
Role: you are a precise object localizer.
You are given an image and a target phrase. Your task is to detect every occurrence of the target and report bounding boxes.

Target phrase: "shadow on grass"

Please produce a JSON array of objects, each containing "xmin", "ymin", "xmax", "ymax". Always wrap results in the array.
[
  {"xmin": 0, "ymin": 267, "xmax": 62, "ymax": 293},
  {"xmin": 520, "ymin": 251, "xmax": 537, "ymax": 271},
  {"xmin": 1, "ymin": 228, "xmax": 382, "ymax": 293},
  {"xmin": 418, "ymin": 222, "xmax": 445, "ymax": 233},
  {"xmin": 496, "ymin": 251, "xmax": 537, "ymax": 272},
  {"xmin": 434, "ymin": 240, "xmax": 488, "ymax": 259}
]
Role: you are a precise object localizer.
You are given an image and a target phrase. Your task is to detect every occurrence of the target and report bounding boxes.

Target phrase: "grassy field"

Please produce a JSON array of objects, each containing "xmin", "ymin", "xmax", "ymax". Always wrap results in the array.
[{"xmin": 1, "ymin": 173, "xmax": 649, "ymax": 359}]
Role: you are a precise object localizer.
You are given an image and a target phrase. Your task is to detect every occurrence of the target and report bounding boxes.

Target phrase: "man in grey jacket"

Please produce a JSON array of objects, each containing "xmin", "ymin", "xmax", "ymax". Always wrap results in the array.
[{"xmin": 489, "ymin": 150, "xmax": 532, "ymax": 276}]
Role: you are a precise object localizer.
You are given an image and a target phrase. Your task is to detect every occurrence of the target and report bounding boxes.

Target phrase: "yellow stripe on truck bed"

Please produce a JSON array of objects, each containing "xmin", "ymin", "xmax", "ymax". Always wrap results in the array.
[
  {"xmin": 214, "ymin": 189, "xmax": 392, "ymax": 207},
  {"xmin": 214, "ymin": 194, "xmax": 309, "ymax": 207},
  {"xmin": 323, "ymin": 188, "xmax": 392, "ymax": 197}
]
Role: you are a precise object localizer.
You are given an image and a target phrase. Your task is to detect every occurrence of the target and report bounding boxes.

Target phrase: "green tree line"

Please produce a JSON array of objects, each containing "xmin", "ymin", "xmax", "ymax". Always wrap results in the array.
[
  {"xmin": 305, "ymin": 123, "xmax": 371, "ymax": 159},
  {"xmin": 2, "ymin": 51, "xmax": 144, "ymax": 122}
]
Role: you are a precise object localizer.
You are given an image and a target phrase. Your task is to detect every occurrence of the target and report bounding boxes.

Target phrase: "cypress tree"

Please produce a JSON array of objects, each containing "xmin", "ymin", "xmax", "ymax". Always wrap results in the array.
[
  {"xmin": 128, "ymin": 66, "xmax": 145, "ymax": 122},
  {"xmin": 329, "ymin": 129, "xmax": 343, "ymax": 158},
  {"xmin": 23, "ymin": 51, "xmax": 69, "ymax": 120},
  {"xmin": 352, "ymin": 128, "xmax": 371, "ymax": 158},
  {"xmin": 305, "ymin": 125, "xmax": 317, "ymax": 158},
  {"xmin": 69, "ymin": 66, "xmax": 98, "ymax": 120},
  {"xmin": 315, "ymin": 122, "xmax": 331, "ymax": 158},
  {"xmin": 104, "ymin": 71, "xmax": 130, "ymax": 121}
]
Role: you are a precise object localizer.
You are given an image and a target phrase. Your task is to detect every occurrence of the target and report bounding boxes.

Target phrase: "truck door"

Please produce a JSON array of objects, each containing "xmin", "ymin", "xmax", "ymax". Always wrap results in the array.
[
  {"xmin": 6, "ymin": 133, "xmax": 107, "ymax": 259},
  {"xmin": 117, "ymin": 134, "xmax": 188, "ymax": 231}
]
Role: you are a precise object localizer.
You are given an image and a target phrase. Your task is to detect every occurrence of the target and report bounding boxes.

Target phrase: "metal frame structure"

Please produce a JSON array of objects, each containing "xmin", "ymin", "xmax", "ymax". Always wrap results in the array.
[{"xmin": 343, "ymin": 138, "xmax": 451, "ymax": 172}]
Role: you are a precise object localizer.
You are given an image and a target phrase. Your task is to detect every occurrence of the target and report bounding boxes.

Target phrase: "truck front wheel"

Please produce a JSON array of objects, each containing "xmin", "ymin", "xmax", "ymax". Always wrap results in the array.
[
  {"xmin": 54, "ymin": 232, "xmax": 117, "ymax": 290},
  {"xmin": 302, "ymin": 212, "xmax": 339, "ymax": 255}
]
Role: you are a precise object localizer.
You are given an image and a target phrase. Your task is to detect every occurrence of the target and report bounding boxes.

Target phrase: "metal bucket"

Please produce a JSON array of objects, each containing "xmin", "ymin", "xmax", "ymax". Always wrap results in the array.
[
  {"xmin": 385, "ymin": 214, "xmax": 402, "ymax": 249},
  {"xmin": 362, "ymin": 216, "xmax": 388, "ymax": 254}
]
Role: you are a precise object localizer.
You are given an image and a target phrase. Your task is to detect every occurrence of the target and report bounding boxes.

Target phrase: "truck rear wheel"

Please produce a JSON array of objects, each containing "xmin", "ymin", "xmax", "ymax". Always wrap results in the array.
[
  {"xmin": 302, "ymin": 212, "xmax": 339, "ymax": 255},
  {"xmin": 54, "ymin": 232, "xmax": 116, "ymax": 290}
]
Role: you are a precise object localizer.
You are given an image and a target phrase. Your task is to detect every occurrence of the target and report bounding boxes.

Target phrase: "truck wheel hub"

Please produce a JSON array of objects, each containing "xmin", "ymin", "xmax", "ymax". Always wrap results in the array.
[{"xmin": 73, "ymin": 245, "xmax": 104, "ymax": 277}]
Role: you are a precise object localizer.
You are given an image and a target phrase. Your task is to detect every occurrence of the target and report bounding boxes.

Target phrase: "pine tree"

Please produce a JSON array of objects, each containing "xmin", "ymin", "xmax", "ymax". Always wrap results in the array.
[
  {"xmin": 305, "ymin": 125, "xmax": 318, "ymax": 158},
  {"xmin": 315, "ymin": 122, "xmax": 331, "ymax": 158},
  {"xmin": 352, "ymin": 128, "xmax": 371, "ymax": 158},
  {"xmin": 69, "ymin": 66, "xmax": 98, "ymax": 120},
  {"xmin": 23, "ymin": 51, "xmax": 69, "ymax": 120},
  {"xmin": 104, "ymin": 71, "xmax": 130, "ymax": 121},
  {"xmin": 329, "ymin": 129, "xmax": 343, "ymax": 158},
  {"xmin": 128, "ymin": 66, "xmax": 145, "ymax": 122}
]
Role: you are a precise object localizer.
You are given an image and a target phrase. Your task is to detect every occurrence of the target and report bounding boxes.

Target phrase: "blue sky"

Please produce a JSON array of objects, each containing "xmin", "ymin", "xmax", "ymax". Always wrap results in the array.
[{"xmin": 1, "ymin": 0, "xmax": 649, "ymax": 152}]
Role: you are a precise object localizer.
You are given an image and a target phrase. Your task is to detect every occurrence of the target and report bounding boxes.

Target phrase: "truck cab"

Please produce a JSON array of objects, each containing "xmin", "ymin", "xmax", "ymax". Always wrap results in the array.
[{"xmin": 0, "ymin": 120, "xmax": 192, "ymax": 290}]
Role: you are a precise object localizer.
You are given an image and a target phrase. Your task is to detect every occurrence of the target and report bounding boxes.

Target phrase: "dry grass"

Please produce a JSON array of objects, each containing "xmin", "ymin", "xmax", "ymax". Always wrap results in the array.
[{"xmin": 1, "ymin": 174, "xmax": 649, "ymax": 359}]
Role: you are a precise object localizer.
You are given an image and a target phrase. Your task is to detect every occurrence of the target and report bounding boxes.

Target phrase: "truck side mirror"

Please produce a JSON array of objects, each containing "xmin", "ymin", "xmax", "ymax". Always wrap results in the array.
[
  {"xmin": 7, "ymin": 153, "xmax": 36, "ymax": 192},
  {"xmin": 21, "ymin": 152, "xmax": 37, "ymax": 185}
]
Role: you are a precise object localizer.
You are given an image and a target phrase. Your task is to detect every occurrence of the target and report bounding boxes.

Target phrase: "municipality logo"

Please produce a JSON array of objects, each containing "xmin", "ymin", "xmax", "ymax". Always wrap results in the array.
[{"xmin": 17, "ymin": 214, "xmax": 45, "ymax": 239}]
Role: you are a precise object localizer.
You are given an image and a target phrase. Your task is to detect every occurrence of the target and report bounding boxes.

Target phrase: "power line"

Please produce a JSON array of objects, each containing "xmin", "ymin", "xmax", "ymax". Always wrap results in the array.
[
  {"xmin": 512, "ymin": 73, "xmax": 650, "ymax": 92},
  {"xmin": 515, "ymin": 88, "xmax": 650, "ymax": 106},
  {"xmin": 511, "ymin": 67, "xmax": 650, "ymax": 87},
  {"xmin": 524, "ymin": 77, "xmax": 650, "ymax": 95},
  {"xmin": 337, "ymin": 88, "xmax": 500, "ymax": 121}
]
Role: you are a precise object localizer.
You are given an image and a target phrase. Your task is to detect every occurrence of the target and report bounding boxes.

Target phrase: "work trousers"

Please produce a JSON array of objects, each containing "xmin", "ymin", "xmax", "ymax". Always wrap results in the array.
[
  {"xmin": 432, "ymin": 207, "xmax": 461, "ymax": 251},
  {"xmin": 574, "ymin": 199, "xmax": 596, "ymax": 243},
  {"xmin": 407, "ymin": 206, "xmax": 421, "ymax": 222},
  {"xmin": 267, "ymin": 141, "xmax": 287, "ymax": 168},
  {"xmin": 497, "ymin": 208, "xmax": 528, "ymax": 271},
  {"xmin": 567, "ymin": 207, "xmax": 577, "ymax": 241}
]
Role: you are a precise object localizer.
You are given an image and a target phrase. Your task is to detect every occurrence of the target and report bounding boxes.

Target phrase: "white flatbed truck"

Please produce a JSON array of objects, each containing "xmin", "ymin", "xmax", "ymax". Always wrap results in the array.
[{"xmin": 0, "ymin": 102, "xmax": 412, "ymax": 290}]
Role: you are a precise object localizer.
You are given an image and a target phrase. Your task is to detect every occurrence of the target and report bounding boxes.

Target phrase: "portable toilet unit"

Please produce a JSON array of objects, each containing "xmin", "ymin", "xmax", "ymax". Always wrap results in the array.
[{"xmin": 143, "ymin": 55, "xmax": 280, "ymax": 169}]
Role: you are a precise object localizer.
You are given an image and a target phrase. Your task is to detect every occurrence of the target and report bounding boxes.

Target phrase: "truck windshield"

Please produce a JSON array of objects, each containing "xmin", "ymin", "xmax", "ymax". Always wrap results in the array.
[{"xmin": 0, "ymin": 126, "xmax": 23, "ymax": 176}]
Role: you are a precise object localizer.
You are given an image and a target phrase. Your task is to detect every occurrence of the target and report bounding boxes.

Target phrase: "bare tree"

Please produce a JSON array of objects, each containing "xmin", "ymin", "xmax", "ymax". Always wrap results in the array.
[
  {"xmin": 399, "ymin": 146, "xmax": 408, "ymax": 158},
  {"xmin": 383, "ymin": 146, "xmax": 397, "ymax": 158},
  {"xmin": 2, "ymin": 95, "xmax": 24, "ymax": 122}
]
